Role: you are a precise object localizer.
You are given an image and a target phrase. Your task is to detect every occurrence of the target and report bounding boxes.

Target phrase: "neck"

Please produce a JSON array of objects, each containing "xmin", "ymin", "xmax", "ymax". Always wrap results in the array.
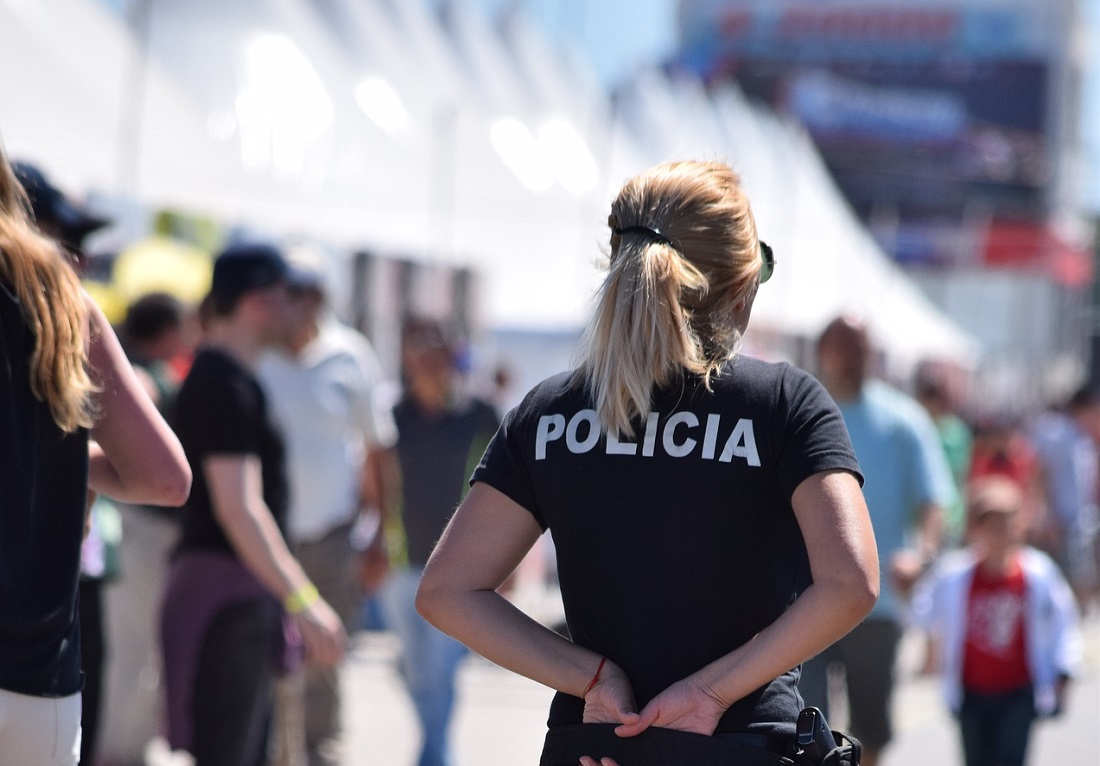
[
  {"xmin": 288, "ymin": 321, "xmax": 319, "ymax": 356},
  {"xmin": 978, "ymin": 547, "xmax": 1016, "ymax": 575},
  {"xmin": 204, "ymin": 322, "xmax": 265, "ymax": 370},
  {"xmin": 413, "ymin": 388, "xmax": 449, "ymax": 414}
]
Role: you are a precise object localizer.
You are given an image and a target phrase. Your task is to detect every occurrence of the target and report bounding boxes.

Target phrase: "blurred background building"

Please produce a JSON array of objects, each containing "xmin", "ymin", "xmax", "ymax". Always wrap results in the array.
[
  {"xmin": 1, "ymin": 0, "xmax": 1097, "ymax": 416},
  {"xmin": 676, "ymin": 0, "xmax": 1096, "ymax": 411}
]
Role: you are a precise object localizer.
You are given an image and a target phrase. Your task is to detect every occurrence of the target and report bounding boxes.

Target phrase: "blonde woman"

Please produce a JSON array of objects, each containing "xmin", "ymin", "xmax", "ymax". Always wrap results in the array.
[
  {"xmin": 0, "ymin": 143, "xmax": 191, "ymax": 766},
  {"xmin": 415, "ymin": 161, "xmax": 878, "ymax": 765}
]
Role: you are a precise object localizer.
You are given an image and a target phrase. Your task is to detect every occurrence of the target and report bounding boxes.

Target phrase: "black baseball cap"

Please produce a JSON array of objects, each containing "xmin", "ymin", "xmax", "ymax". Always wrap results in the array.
[
  {"xmin": 12, "ymin": 161, "xmax": 111, "ymax": 246},
  {"xmin": 209, "ymin": 242, "xmax": 313, "ymax": 308}
]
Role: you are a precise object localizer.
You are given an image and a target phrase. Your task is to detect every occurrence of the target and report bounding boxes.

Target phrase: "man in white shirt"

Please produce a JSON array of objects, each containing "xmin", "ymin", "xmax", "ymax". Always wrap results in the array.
[{"xmin": 259, "ymin": 246, "xmax": 399, "ymax": 766}]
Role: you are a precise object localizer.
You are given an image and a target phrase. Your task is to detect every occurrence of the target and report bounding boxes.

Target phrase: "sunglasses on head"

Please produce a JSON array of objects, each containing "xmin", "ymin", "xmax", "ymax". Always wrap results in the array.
[{"xmin": 759, "ymin": 240, "xmax": 776, "ymax": 284}]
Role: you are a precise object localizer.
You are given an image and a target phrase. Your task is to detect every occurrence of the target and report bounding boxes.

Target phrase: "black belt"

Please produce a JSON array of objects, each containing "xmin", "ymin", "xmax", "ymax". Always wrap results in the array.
[
  {"xmin": 541, "ymin": 724, "xmax": 792, "ymax": 766},
  {"xmin": 718, "ymin": 731, "xmax": 793, "ymax": 757}
]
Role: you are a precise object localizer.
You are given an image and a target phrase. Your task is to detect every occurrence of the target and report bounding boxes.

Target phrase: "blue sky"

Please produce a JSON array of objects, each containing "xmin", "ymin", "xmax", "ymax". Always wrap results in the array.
[{"xmin": 436, "ymin": 0, "xmax": 679, "ymax": 87}]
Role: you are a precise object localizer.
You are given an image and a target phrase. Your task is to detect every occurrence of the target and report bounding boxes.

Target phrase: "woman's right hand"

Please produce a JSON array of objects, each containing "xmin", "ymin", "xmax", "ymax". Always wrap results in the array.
[
  {"xmin": 613, "ymin": 675, "xmax": 726, "ymax": 738},
  {"xmin": 293, "ymin": 597, "xmax": 348, "ymax": 667},
  {"xmin": 582, "ymin": 659, "xmax": 640, "ymax": 728}
]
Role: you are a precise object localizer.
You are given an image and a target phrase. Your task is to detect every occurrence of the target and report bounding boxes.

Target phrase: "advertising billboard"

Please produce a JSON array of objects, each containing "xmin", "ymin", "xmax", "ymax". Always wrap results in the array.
[{"xmin": 678, "ymin": 0, "xmax": 1068, "ymax": 266}]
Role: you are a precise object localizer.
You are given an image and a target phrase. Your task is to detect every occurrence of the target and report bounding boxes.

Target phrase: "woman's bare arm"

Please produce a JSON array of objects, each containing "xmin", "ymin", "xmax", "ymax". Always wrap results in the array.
[
  {"xmin": 86, "ymin": 296, "xmax": 191, "ymax": 505},
  {"xmin": 416, "ymin": 483, "xmax": 610, "ymax": 700}
]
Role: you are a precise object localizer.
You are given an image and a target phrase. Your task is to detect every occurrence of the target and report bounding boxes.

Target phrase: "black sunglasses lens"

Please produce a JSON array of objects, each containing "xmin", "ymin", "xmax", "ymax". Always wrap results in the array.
[{"xmin": 759, "ymin": 241, "xmax": 775, "ymax": 283}]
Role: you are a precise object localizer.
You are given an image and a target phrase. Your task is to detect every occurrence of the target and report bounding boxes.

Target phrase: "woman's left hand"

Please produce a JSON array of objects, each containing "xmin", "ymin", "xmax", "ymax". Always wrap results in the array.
[
  {"xmin": 613, "ymin": 676, "xmax": 726, "ymax": 738},
  {"xmin": 582, "ymin": 659, "xmax": 640, "ymax": 728}
]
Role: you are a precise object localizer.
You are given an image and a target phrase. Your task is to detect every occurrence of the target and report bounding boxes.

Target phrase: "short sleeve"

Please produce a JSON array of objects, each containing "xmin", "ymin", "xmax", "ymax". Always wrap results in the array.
[
  {"xmin": 775, "ymin": 366, "xmax": 863, "ymax": 498},
  {"xmin": 471, "ymin": 403, "xmax": 545, "ymax": 529},
  {"xmin": 182, "ymin": 369, "xmax": 263, "ymax": 456}
]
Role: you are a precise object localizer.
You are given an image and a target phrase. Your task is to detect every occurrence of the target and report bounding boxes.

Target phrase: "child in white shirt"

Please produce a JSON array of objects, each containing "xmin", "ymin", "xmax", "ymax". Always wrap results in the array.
[{"xmin": 910, "ymin": 476, "xmax": 1082, "ymax": 766}]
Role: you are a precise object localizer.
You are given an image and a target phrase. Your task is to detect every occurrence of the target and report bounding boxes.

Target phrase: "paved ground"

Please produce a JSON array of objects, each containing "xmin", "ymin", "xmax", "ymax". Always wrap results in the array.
[
  {"xmin": 336, "ymin": 611, "xmax": 1100, "ymax": 766},
  {"xmin": 142, "ymin": 605, "xmax": 1099, "ymax": 766}
]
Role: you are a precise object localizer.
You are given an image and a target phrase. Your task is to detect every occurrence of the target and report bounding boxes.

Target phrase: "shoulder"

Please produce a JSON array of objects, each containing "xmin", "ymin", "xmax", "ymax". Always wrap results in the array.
[
  {"xmin": 715, "ymin": 357, "xmax": 834, "ymax": 415},
  {"xmin": 721, "ymin": 355, "xmax": 795, "ymax": 380},
  {"xmin": 1019, "ymin": 546, "xmax": 1063, "ymax": 578},
  {"xmin": 325, "ymin": 320, "xmax": 375, "ymax": 356},
  {"xmin": 865, "ymin": 381, "xmax": 935, "ymax": 428},
  {"xmin": 931, "ymin": 548, "xmax": 978, "ymax": 580},
  {"xmin": 181, "ymin": 350, "xmax": 257, "ymax": 402},
  {"xmin": 256, "ymin": 349, "xmax": 298, "ymax": 381},
  {"xmin": 722, "ymin": 356, "xmax": 825, "ymax": 391}
]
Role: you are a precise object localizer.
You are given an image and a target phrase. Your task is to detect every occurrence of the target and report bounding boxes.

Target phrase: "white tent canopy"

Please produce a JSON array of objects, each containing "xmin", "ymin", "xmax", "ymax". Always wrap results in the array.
[
  {"xmin": 0, "ymin": 0, "xmax": 248, "ymax": 210},
  {"xmin": 0, "ymin": 0, "xmax": 979, "ymax": 366}
]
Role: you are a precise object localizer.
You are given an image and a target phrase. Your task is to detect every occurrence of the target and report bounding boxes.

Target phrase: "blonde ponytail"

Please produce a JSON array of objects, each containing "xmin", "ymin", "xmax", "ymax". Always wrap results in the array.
[{"xmin": 577, "ymin": 160, "xmax": 762, "ymax": 437}]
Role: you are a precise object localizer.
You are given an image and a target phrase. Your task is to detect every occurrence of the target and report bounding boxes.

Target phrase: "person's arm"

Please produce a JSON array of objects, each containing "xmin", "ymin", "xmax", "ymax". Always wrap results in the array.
[
  {"xmin": 362, "ymin": 445, "xmax": 401, "ymax": 523},
  {"xmin": 890, "ymin": 499, "xmax": 946, "ymax": 596},
  {"xmin": 893, "ymin": 411, "xmax": 952, "ymax": 593},
  {"xmin": 1047, "ymin": 558, "xmax": 1084, "ymax": 715},
  {"xmin": 358, "ymin": 445, "xmax": 401, "ymax": 593},
  {"xmin": 204, "ymin": 454, "xmax": 346, "ymax": 667},
  {"xmin": 416, "ymin": 482, "xmax": 633, "ymax": 710},
  {"xmin": 611, "ymin": 469, "xmax": 879, "ymax": 737},
  {"xmin": 85, "ymin": 296, "xmax": 191, "ymax": 505}
]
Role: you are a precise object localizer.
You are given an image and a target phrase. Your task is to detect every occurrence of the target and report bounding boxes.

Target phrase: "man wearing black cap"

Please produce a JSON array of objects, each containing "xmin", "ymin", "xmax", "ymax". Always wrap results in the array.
[{"xmin": 160, "ymin": 242, "xmax": 347, "ymax": 766}]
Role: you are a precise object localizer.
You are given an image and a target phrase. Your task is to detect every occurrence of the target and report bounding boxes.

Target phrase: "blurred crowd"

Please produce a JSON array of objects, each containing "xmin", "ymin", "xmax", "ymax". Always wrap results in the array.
[{"xmin": 5, "ymin": 159, "xmax": 1097, "ymax": 766}]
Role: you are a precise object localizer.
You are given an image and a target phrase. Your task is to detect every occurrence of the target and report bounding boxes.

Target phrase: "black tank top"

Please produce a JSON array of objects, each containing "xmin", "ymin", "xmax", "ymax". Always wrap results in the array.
[{"xmin": 0, "ymin": 277, "xmax": 89, "ymax": 696}]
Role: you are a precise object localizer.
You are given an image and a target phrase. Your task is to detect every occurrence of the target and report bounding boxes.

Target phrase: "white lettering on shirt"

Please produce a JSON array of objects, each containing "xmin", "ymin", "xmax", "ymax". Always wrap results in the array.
[
  {"xmin": 606, "ymin": 428, "xmax": 638, "ymax": 455},
  {"xmin": 719, "ymin": 419, "xmax": 761, "ymax": 466},
  {"xmin": 702, "ymin": 414, "xmax": 721, "ymax": 460},
  {"xmin": 663, "ymin": 411, "xmax": 699, "ymax": 457},
  {"xmin": 535, "ymin": 414, "xmax": 566, "ymax": 460},
  {"xmin": 565, "ymin": 409, "xmax": 601, "ymax": 453},
  {"xmin": 534, "ymin": 409, "xmax": 762, "ymax": 467},
  {"xmin": 641, "ymin": 412, "xmax": 659, "ymax": 457}
]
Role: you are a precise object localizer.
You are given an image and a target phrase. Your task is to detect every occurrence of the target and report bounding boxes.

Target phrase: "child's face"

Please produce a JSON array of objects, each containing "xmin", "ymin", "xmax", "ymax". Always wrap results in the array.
[{"xmin": 968, "ymin": 509, "xmax": 1024, "ymax": 556}]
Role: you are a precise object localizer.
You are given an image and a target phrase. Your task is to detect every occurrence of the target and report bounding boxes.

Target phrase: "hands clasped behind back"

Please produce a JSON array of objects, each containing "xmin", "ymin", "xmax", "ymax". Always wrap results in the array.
[{"xmin": 580, "ymin": 658, "xmax": 728, "ymax": 764}]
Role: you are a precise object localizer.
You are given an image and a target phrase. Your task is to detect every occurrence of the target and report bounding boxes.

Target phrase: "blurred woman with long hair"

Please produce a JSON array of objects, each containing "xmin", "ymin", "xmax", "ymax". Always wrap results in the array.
[{"xmin": 0, "ymin": 140, "xmax": 191, "ymax": 766}]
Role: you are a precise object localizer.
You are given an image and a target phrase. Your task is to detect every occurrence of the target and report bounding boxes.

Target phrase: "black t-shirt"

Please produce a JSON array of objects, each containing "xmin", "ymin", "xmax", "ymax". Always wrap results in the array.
[
  {"xmin": 0, "ymin": 279, "xmax": 89, "ymax": 697},
  {"xmin": 394, "ymin": 395, "xmax": 501, "ymax": 567},
  {"xmin": 172, "ymin": 347, "xmax": 289, "ymax": 555},
  {"xmin": 472, "ymin": 356, "xmax": 862, "ymax": 737}
]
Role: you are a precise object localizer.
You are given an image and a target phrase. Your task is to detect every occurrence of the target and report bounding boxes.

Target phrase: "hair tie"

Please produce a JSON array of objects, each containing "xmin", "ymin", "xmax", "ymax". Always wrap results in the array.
[{"xmin": 614, "ymin": 225, "xmax": 676, "ymax": 250}]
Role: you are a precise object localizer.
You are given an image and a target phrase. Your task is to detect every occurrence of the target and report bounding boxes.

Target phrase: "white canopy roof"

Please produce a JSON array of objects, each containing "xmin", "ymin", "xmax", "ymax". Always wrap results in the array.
[{"xmin": 0, "ymin": 0, "xmax": 979, "ymax": 367}]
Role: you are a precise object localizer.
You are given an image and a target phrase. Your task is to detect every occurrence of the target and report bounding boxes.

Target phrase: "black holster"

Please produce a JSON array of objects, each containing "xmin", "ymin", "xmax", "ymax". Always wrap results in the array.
[{"xmin": 792, "ymin": 730, "xmax": 862, "ymax": 766}]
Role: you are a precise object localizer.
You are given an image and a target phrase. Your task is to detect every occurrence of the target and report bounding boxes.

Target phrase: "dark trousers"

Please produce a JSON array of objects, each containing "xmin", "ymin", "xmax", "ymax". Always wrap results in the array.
[
  {"xmin": 78, "ymin": 579, "xmax": 104, "ymax": 766},
  {"xmin": 799, "ymin": 619, "xmax": 901, "ymax": 751},
  {"xmin": 192, "ymin": 599, "xmax": 280, "ymax": 766},
  {"xmin": 958, "ymin": 686, "xmax": 1036, "ymax": 766}
]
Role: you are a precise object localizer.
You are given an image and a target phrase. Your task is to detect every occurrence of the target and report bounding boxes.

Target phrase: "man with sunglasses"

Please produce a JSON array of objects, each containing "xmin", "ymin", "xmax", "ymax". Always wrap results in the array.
[{"xmin": 259, "ymin": 246, "xmax": 400, "ymax": 766}]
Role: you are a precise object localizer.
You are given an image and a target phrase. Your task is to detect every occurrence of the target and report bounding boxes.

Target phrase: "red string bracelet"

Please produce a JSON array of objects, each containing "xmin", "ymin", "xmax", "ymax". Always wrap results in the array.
[{"xmin": 583, "ymin": 656, "xmax": 607, "ymax": 698}]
